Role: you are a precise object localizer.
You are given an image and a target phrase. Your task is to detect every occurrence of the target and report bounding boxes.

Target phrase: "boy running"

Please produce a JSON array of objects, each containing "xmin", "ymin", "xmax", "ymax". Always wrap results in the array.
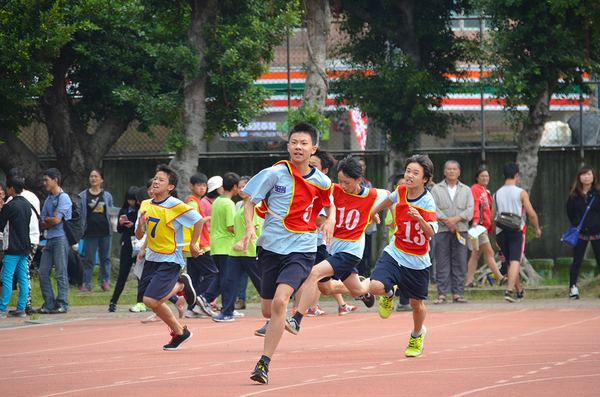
[
  {"xmin": 288, "ymin": 155, "xmax": 388, "ymax": 334},
  {"xmin": 369, "ymin": 154, "xmax": 438, "ymax": 357},
  {"xmin": 135, "ymin": 164, "xmax": 204, "ymax": 350},
  {"xmin": 242, "ymin": 123, "xmax": 335, "ymax": 384}
]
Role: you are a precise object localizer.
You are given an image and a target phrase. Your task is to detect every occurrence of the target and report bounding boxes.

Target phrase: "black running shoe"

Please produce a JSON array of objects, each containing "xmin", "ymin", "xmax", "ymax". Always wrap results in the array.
[
  {"xmin": 108, "ymin": 302, "xmax": 117, "ymax": 312},
  {"xmin": 49, "ymin": 306, "xmax": 67, "ymax": 314},
  {"xmin": 284, "ymin": 316, "xmax": 300, "ymax": 335},
  {"xmin": 7, "ymin": 310, "xmax": 26, "ymax": 318},
  {"xmin": 254, "ymin": 319, "xmax": 269, "ymax": 337},
  {"xmin": 250, "ymin": 360, "xmax": 269, "ymax": 384},
  {"xmin": 356, "ymin": 292, "xmax": 375, "ymax": 308},
  {"xmin": 163, "ymin": 326, "xmax": 193, "ymax": 350},
  {"xmin": 516, "ymin": 289, "xmax": 525, "ymax": 301},
  {"xmin": 178, "ymin": 274, "xmax": 196, "ymax": 306}
]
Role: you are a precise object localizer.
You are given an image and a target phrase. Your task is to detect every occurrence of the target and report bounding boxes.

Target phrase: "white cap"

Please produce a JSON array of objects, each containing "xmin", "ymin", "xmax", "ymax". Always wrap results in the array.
[{"xmin": 207, "ymin": 176, "xmax": 223, "ymax": 193}]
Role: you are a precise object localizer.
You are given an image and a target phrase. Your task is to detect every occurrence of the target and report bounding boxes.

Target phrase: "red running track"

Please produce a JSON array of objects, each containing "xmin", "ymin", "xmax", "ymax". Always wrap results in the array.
[{"xmin": 2, "ymin": 307, "xmax": 599, "ymax": 397}]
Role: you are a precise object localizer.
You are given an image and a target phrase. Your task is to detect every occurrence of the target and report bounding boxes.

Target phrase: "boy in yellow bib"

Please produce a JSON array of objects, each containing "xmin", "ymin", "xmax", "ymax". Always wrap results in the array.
[{"xmin": 135, "ymin": 164, "xmax": 204, "ymax": 350}]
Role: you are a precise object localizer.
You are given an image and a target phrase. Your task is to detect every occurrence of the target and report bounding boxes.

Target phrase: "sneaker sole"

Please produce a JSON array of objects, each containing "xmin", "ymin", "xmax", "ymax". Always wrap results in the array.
[
  {"xmin": 163, "ymin": 331, "xmax": 193, "ymax": 351},
  {"xmin": 254, "ymin": 331, "xmax": 266, "ymax": 337},
  {"xmin": 195, "ymin": 296, "xmax": 216, "ymax": 317},
  {"xmin": 406, "ymin": 326, "xmax": 427, "ymax": 357},
  {"xmin": 250, "ymin": 372, "xmax": 268, "ymax": 384},
  {"xmin": 504, "ymin": 296, "xmax": 518, "ymax": 303},
  {"xmin": 284, "ymin": 320, "xmax": 299, "ymax": 335},
  {"xmin": 179, "ymin": 273, "xmax": 197, "ymax": 306}
]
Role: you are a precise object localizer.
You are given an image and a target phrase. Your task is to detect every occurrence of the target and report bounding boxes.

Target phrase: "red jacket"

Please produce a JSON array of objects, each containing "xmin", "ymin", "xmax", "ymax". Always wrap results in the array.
[{"xmin": 471, "ymin": 183, "xmax": 493, "ymax": 233}]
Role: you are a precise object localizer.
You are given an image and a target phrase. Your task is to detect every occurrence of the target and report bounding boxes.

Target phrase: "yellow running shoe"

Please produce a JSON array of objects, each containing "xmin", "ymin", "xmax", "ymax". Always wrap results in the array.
[
  {"xmin": 378, "ymin": 294, "xmax": 394, "ymax": 319},
  {"xmin": 405, "ymin": 326, "xmax": 427, "ymax": 357}
]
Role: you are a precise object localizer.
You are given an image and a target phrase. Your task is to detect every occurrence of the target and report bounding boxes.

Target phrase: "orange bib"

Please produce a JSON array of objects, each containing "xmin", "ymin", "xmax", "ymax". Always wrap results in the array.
[
  {"xmin": 393, "ymin": 186, "xmax": 437, "ymax": 256},
  {"xmin": 333, "ymin": 184, "xmax": 378, "ymax": 241}
]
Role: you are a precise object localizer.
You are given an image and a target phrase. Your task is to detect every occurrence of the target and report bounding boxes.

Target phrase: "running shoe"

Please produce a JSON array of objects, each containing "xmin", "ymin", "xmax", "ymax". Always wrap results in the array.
[
  {"xmin": 499, "ymin": 276, "xmax": 508, "ymax": 286},
  {"xmin": 306, "ymin": 306, "xmax": 328, "ymax": 316},
  {"xmin": 338, "ymin": 303, "xmax": 359, "ymax": 315},
  {"xmin": 284, "ymin": 316, "xmax": 300, "ymax": 335},
  {"xmin": 108, "ymin": 302, "xmax": 117, "ymax": 312},
  {"xmin": 185, "ymin": 309, "xmax": 208, "ymax": 318},
  {"xmin": 129, "ymin": 302, "xmax": 148, "ymax": 312},
  {"xmin": 49, "ymin": 306, "xmax": 67, "ymax": 314},
  {"xmin": 504, "ymin": 291, "xmax": 518, "ymax": 303},
  {"xmin": 0, "ymin": 311, "xmax": 6, "ymax": 319},
  {"xmin": 405, "ymin": 326, "xmax": 427, "ymax": 357},
  {"xmin": 569, "ymin": 285, "xmax": 579, "ymax": 300},
  {"xmin": 254, "ymin": 320, "xmax": 269, "ymax": 337},
  {"xmin": 100, "ymin": 283, "xmax": 110, "ymax": 292},
  {"xmin": 355, "ymin": 292, "xmax": 375, "ymax": 308},
  {"xmin": 194, "ymin": 294, "xmax": 218, "ymax": 317},
  {"xmin": 163, "ymin": 326, "xmax": 193, "ymax": 350},
  {"xmin": 378, "ymin": 294, "xmax": 394, "ymax": 319},
  {"xmin": 7, "ymin": 310, "xmax": 26, "ymax": 318},
  {"xmin": 235, "ymin": 300, "xmax": 246, "ymax": 310},
  {"xmin": 213, "ymin": 314, "xmax": 235, "ymax": 322},
  {"xmin": 176, "ymin": 295, "xmax": 185, "ymax": 318},
  {"xmin": 178, "ymin": 273, "xmax": 197, "ymax": 306},
  {"xmin": 250, "ymin": 359, "xmax": 269, "ymax": 384},
  {"xmin": 396, "ymin": 304, "xmax": 412, "ymax": 312},
  {"xmin": 77, "ymin": 286, "xmax": 91, "ymax": 293},
  {"xmin": 141, "ymin": 314, "xmax": 163, "ymax": 324},
  {"xmin": 233, "ymin": 310, "xmax": 245, "ymax": 318},
  {"xmin": 516, "ymin": 288, "xmax": 525, "ymax": 301}
]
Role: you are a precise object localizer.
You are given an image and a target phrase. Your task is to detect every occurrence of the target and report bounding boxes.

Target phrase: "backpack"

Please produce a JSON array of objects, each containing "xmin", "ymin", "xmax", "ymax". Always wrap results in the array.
[{"xmin": 58, "ymin": 192, "xmax": 85, "ymax": 246}]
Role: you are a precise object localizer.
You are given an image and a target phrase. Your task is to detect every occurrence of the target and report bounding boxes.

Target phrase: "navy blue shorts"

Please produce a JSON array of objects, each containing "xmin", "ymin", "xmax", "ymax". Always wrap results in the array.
[
  {"xmin": 316, "ymin": 244, "xmax": 333, "ymax": 282},
  {"xmin": 257, "ymin": 247, "xmax": 315, "ymax": 300},
  {"xmin": 140, "ymin": 260, "xmax": 181, "ymax": 301},
  {"xmin": 326, "ymin": 251, "xmax": 361, "ymax": 282},
  {"xmin": 370, "ymin": 251, "xmax": 430, "ymax": 301},
  {"xmin": 496, "ymin": 231, "xmax": 525, "ymax": 264}
]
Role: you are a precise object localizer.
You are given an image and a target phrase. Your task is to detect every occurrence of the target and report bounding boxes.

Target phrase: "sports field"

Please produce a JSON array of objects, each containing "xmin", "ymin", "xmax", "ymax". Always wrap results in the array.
[{"xmin": 2, "ymin": 299, "xmax": 599, "ymax": 397}]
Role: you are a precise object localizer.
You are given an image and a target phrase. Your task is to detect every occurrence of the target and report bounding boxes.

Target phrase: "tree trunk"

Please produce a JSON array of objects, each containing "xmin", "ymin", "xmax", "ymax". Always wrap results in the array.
[
  {"xmin": 169, "ymin": 0, "xmax": 215, "ymax": 199},
  {"xmin": 302, "ymin": 0, "xmax": 331, "ymax": 115},
  {"xmin": 516, "ymin": 83, "xmax": 553, "ymax": 193},
  {"xmin": 474, "ymin": 254, "xmax": 545, "ymax": 286}
]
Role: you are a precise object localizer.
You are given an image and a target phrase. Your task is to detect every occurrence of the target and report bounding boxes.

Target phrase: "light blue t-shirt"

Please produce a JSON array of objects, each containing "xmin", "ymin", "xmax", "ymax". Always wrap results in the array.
[
  {"xmin": 42, "ymin": 189, "xmax": 72, "ymax": 240},
  {"xmin": 243, "ymin": 162, "xmax": 332, "ymax": 255},
  {"xmin": 383, "ymin": 188, "xmax": 439, "ymax": 270},
  {"xmin": 328, "ymin": 188, "xmax": 389, "ymax": 258},
  {"xmin": 137, "ymin": 196, "xmax": 202, "ymax": 268}
]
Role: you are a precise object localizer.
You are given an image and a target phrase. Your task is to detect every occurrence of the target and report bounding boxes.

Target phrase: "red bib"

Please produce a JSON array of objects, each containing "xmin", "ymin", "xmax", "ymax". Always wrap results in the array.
[
  {"xmin": 333, "ymin": 184, "xmax": 378, "ymax": 241},
  {"xmin": 393, "ymin": 185, "xmax": 437, "ymax": 256},
  {"xmin": 184, "ymin": 196, "xmax": 210, "ymax": 248},
  {"xmin": 255, "ymin": 160, "xmax": 331, "ymax": 233}
]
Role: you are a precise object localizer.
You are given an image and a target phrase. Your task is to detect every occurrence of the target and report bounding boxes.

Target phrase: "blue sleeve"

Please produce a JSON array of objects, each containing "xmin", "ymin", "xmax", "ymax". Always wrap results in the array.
[
  {"xmin": 175, "ymin": 208, "xmax": 202, "ymax": 229},
  {"xmin": 243, "ymin": 167, "xmax": 278, "ymax": 205},
  {"xmin": 389, "ymin": 189, "xmax": 399, "ymax": 203},
  {"xmin": 56, "ymin": 194, "xmax": 72, "ymax": 220}
]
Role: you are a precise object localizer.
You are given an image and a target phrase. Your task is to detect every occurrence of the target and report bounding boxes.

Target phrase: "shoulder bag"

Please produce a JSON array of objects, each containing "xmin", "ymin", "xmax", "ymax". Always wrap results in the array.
[{"xmin": 561, "ymin": 195, "xmax": 596, "ymax": 247}]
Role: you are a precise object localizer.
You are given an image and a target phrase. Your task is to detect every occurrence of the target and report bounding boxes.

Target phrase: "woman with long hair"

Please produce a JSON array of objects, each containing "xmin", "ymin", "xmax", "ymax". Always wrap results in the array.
[{"xmin": 566, "ymin": 165, "xmax": 600, "ymax": 299}]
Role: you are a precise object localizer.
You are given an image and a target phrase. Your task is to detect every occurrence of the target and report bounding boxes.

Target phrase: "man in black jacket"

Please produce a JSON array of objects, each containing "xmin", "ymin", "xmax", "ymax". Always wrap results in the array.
[{"xmin": 0, "ymin": 177, "xmax": 32, "ymax": 318}]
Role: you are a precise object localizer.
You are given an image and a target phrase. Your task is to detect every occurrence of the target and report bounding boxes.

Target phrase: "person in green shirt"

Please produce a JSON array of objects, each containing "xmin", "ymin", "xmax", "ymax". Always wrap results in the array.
[
  {"xmin": 196, "ymin": 172, "xmax": 240, "ymax": 321},
  {"xmin": 215, "ymin": 176, "xmax": 262, "ymax": 322}
]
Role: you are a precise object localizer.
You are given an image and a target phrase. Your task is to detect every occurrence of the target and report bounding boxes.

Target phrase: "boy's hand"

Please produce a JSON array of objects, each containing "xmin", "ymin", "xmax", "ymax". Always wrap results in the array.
[
  {"xmin": 138, "ymin": 210, "xmax": 148, "ymax": 226},
  {"xmin": 372, "ymin": 213, "xmax": 381, "ymax": 224},
  {"xmin": 233, "ymin": 240, "xmax": 244, "ymax": 252},
  {"xmin": 242, "ymin": 228, "xmax": 256, "ymax": 253},
  {"xmin": 190, "ymin": 243, "xmax": 203, "ymax": 258},
  {"xmin": 136, "ymin": 251, "xmax": 144, "ymax": 262},
  {"xmin": 319, "ymin": 217, "xmax": 336, "ymax": 246},
  {"xmin": 407, "ymin": 206, "xmax": 423, "ymax": 221}
]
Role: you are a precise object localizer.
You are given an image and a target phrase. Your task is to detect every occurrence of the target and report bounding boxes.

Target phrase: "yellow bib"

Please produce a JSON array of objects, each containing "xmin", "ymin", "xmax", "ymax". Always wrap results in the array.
[{"xmin": 140, "ymin": 200, "xmax": 192, "ymax": 255}]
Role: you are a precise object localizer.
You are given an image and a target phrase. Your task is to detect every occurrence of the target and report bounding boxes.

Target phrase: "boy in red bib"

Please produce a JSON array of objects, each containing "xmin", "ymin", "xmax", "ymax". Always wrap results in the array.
[
  {"xmin": 286, "ymin": 156, "xmax": 389, "ymax": 335},
  {"xmin": 242, "ymin": 123, "xmax": 335, "ymax": 384},
  {"xmin": 369, "ymin": 155, "xmax": 438, "ymax": 358}
]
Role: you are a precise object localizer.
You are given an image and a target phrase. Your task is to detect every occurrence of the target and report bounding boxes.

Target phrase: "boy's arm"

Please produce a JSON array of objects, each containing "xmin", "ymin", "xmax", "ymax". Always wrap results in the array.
[
  {"xmin": 319, "ymin": 203, "xmax": 336, "ymax": 246},
  {"xmin": 135, "ymin": 210, "xmax": 148, "ymax": 240},
  {"xmin": 371, "ymin": 196, "xmax": 393, "ymax": 224},
  {"xmin": 189, "ymin": 218, "xmax": 205, "ymax": 257},
  {"xmin": 521, "ymin": 190, "xmax": 542, "ymax": 238},
  {"xmin": 242, "ymin": 201, "xmax": 257, "ymax": 253}
]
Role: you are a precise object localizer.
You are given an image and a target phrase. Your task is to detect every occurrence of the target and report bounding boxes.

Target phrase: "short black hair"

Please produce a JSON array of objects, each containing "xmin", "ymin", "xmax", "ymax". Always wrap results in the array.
[
  {"xmin": 7, "ymin": 168, "xmax": 25, "ymax": 180},
  {"xmin": 404, "ymin": 154, "xmax": 434, "ymax": 185},
  {"xmin": 503, "ymin": 162, "xmax": 519, "ymax": 179},
  {"xmin": 312, "ymin": 148, "xmax": 337, "ymax": 172},
  {"xmin": 289, "ymin": 122, "xmax": 319, "ymax": 146},
  {"xmin": 474, "ymin": 168, "xmax": 489, "ymax": 183},
  {"xmin": 43, "ymin": 168, "xmax": 61, "ymax": 185},
  {"xmin": 337, "ymin": 155, "xmax": 363, "ymax": 179},
  {"xmin": 223, "ymin": 172, "xmax": 240, "ymax": 192},
  {"xmin": 122, "ymin": 186, "xmax": 139, "ymax": 209},
  {"xmin": 6, "ymin": 177, "xmax": 24, "ymax": 194},
  {"xmin": 90, "ymin": 168, "xmax": 104, "ymax": 179},
  {"xmin": 156, "ymin": 164, "xmax": 179, "ymax": 189},
  {"xmin": 146, "ymin": 178, "xmax": 154, "ymax": 189},
  {"xmin": 390, "ymin": 172, "xmax": 405, "ymax": 187},
  {"xmin": 135, "ymin": 186, "xmax": 151, "ymax": 203},
  {"xmin": 205, "ymin": 190, "xmax": 220, "ymax": 199},
  {"xmin": 190, "ymin": 173, "xmax": 208, "ymax": 185}
]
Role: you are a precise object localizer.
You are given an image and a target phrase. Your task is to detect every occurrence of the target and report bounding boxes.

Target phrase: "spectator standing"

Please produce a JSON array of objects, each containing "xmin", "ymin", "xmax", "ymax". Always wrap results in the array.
[
  {"xmin": 37, "ymin": 168, "xmax": 72, "ymax": 314},
  {"xmin": 566, "ymin": 165, "xmax": 600, "ymax": 299},
  {"xmin": 195, "ymin": 173, "xmax": 240, "ymax": 321},
  {"xmin": 465, "ymin": 169, "xmax": 506, "ymax": 287},
  {"xmin": 491, "ymin": 162, "xmax": 541, "ymax": 303},
  {"xmin": 201, "ymin": 176, "xmax": 224, "ymax": 235},
  {"xmin": 0, "ymin": 177, "xmax": 32, "ymax": 318},
  {"xmin": 109, "ymin": 186, "xmax": 139, "ymax": 312},
  {"xmin": 77, "ymin": 169, "xmax": 114, "ymax": 292},
  {"xmin": 430, "ymin": 160, "xmax": 474, "ymax": 304},
  {"xmin": 6, "ymin": 168, "xmax": 40, "ymax": 315}
]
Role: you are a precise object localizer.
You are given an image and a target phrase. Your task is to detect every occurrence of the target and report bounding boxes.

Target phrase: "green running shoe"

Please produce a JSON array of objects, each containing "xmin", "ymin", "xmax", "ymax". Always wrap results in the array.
[
  {"xmin": 405, "ymin": 326, "xmax": 427, "ymax": 357},
  {"xmin": 378, "ymin": 294, "xmax": 394, "ymax": 319}
]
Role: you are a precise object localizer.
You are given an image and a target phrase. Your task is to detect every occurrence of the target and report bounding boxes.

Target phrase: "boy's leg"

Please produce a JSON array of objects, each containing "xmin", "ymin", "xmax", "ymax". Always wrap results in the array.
[
  {"xmin": 186, "ymin": 256, "xmax": 202, "ymax": 310},
  {"xmin": 53, "ymin": 237, "xmax": 70, "ymax": 310},
  {"xmin": 296, "ymin": 261, "xmax": 334, "ymax": 315},
  {"xmin": 341, "ymin": 273, "xmax": 370, "ymax": 297},
  {"xmin": 409, "ymin": 298, "xmax": 426, "ymax": 334},
  {"xmin": 197, "ymin": 252, "xmax": 218, "ymax": 295},
  {"xmin": 144, "ymin": 286, "xmax": 184, "ymax": 335},
  {"xmin": 37, "ymin": 244, "xmax": 56, "ymax": 311},
  {"xmin": 0, "ymin": 255, "xmax": 18, "ymax": 312},
  {"xmin": 220, "ymin": 256, "xmax": 244, "ymax": 317},
  {"xmin": 15, "ymin": 255, "xmax": 30, "ymax": 311},
  {"xmin": 263, "ymin": 283, "xmax": 295, "ymax": 358}
]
